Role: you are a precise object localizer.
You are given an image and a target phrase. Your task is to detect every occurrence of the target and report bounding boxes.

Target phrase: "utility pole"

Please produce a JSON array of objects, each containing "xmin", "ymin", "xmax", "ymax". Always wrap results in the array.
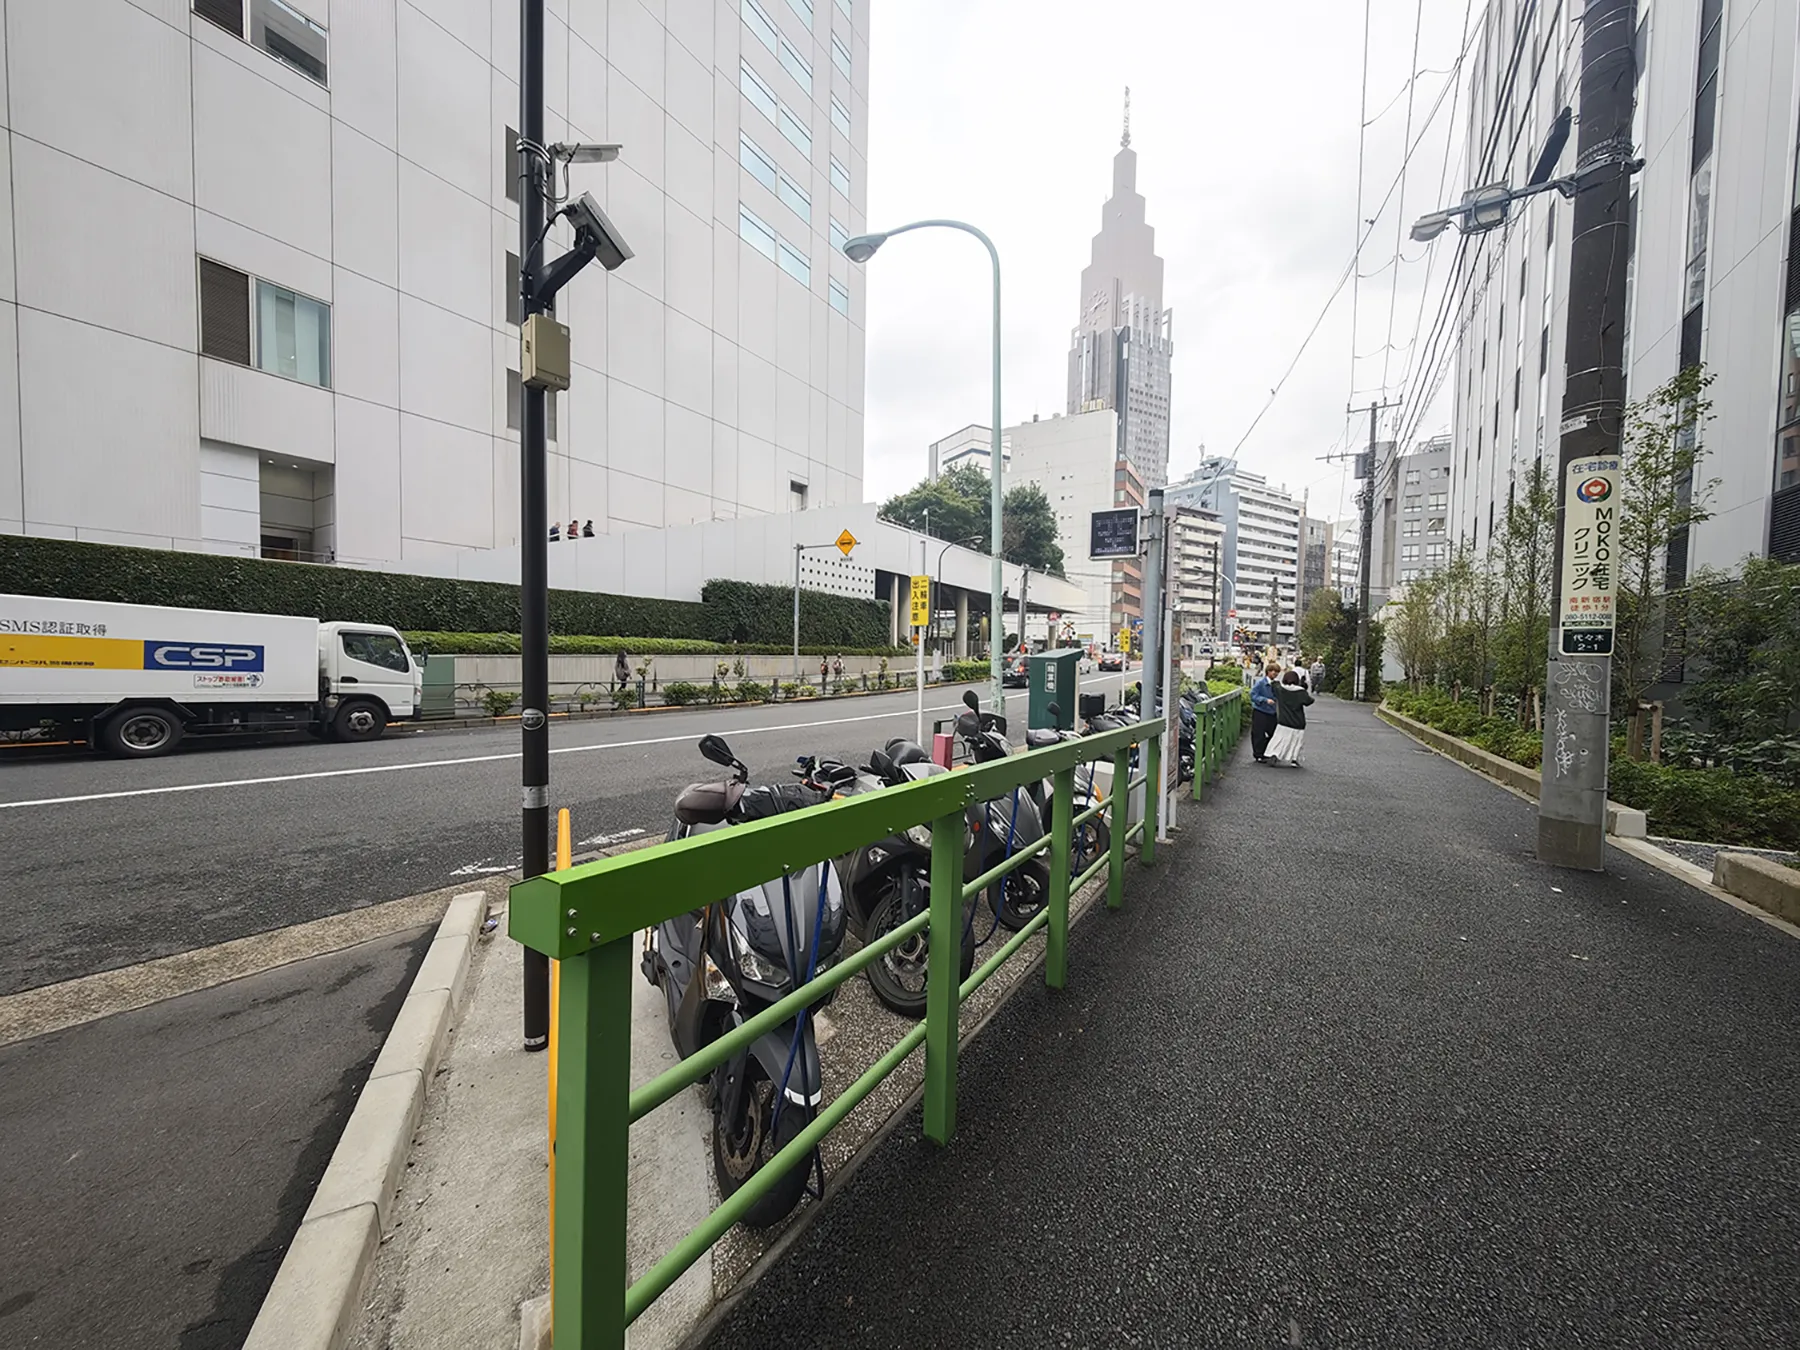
[
  {"xmin": 1319, "ymin": 402, "xmax": 1397, "ymax": 699},
  {"xmin": 1539, "ymin": 0, "xmax": 1637, "ymax": 870},
  {"xmin": 1140, "ymin": 488, "xmax": 1167, "ymax": 715},
  {"xmin": 518, "ymin": 0, "xmax": 550, "ymax": 1052}
]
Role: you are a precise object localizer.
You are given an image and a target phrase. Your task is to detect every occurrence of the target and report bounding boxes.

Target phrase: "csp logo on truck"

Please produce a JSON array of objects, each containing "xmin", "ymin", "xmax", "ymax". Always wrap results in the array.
[{"xmin": 144, "ymin": 642, "xmax": 265, "ymax": 672}]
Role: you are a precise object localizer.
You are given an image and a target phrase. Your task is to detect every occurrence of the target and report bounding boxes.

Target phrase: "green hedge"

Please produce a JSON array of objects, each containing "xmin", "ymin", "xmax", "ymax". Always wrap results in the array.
[
  {"xmin": 1385, "ymin": 687, "xmax": 1800, "ymax": 850},
  {"xmin": 941, "ymin": 660, "xmax": 990, "ymax": 683},
  {"xmin": 406, "ymin": 632, "xmax": 908, "ymax": 657},
  {"xmin": 0, "ymin": 535, "xmax": 896, "ymax": 648}
]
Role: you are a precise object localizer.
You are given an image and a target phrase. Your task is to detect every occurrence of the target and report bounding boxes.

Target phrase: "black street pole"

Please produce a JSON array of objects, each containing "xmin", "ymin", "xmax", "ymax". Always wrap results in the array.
[
  {"xmin": 519, "ymin": 0, "xmax": 551, "ymax": 1050},
  {"xmin": 1538, "ymin": 0, "xmax": 1636, "ymax": 869}
]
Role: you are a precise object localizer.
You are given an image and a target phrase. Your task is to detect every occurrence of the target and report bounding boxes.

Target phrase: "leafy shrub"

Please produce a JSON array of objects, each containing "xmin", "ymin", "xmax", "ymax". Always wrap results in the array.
[
  {"xmin": 780, "ymin": 682, "xmax": 800, "ymax": 700},
  {"xmin": 736, "ymin": 680, "xmax": 771, "ymax": 703},
  {"xmin": 942, "ymin": 660, "xmax": 989, "ymax": 683},
  {"xmin": 0, "ymin": 534, "xmax": 901, "ymax": 648},
  {"xmin": 660, "ymin": 681, "xmax": 705, "ymax": 706},
  {"xmin": 481, "ymin": 688, "xmax": 518, "ymax": 718},
  {"xmin": 612, "ymin": 686, "xmax": 638, "ymax": 710}
]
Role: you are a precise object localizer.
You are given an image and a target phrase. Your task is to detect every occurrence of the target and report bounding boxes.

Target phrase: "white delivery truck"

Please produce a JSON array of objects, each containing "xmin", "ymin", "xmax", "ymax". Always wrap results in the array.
[{"xmin": 0, "ymin": 594, "xmax": 421, "ymax": 757}]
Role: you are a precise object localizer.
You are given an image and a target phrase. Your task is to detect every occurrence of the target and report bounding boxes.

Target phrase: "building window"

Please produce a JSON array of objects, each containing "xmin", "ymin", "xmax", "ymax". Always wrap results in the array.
[
  {"xmin": 831, "ymin": 32, "xmax": 852, "ymax": 79},
  {"xmin": 829, "ymin": 154, "xmax": 850, "ymax": 197},
  {"xmin": 739, "ymin": 132, "xmax": 777, "ymax": 192},
  {"xmin": 1402, "ymin": 520, "xmax": 1420, "ymax": 538},
  {"xmin": 255, "ymin": 279, "xmax": 330, "ymax": 386},
  {"xmin": 1400, "ymin": 568, "xmax": 1420, "ymax": 582},
  {"xmin": 830, "ymin": 95, "xmax": 851, "ymax": 138},
  {"xmin": 829, "ymin": 276, "xmax": 849, "ymax": 314},
  {"xmin": 196, "ymin": 0, "xmax": 328, "ymax": 86},
  {"xmin": 1404, "ymin": 468, "xmax": 1421, "ymax": 484},
  {"xmin": 778, "ymin": 171, "xmax": 810, "ymax": 223},
  {"xmin": 1685, "ymin": 163, "xmax": 1713, "ymax": 311},
  {"xmin": 830, "ymin": 217, "xmax": 849, "ymax": 253},
  {"xmin": 738, "ymin": 204, "xmax": 777, "ymax": 260},
  {"xmin": 778, "ymin": 35, "xmax": 812, "ymax": 94},
  {"xmin": 1427, "ymin": 516, "xmax": 1446, "ymax": 535},
  {"xmin": 1427, "ymin": 491, "xmax": 1447, "ymax": 510},
  {"xmin": 1425, "ymin": 542, "xmax": 1448, "ymax": 564},
  {"xmin": 777, "ymin": 237, "xmax": 810, "ymax": 285},
  {"xmin": 835, "ymin": 0, "xmax": 851, "ymax": 16},
  {"xmin": 779, "ymin": 104, "xmax": 811, "ymax": 155},
  {"xmin": 790, "ymin": 478, "xmax": 808, "ymax": 510},
  {"xmin": 1693, "ymin": 0, "xmax": 1723, "ymax": 169},
  {"xmin": 740, "ymin": 59, "xmax": 777, "ymax": 122},
  {"xmin": 742, "ymin": 0, "xmax": 778, "ymax": 54},
  {"xmin": 1403, "ymin": 493, "xmax": 1421, "ymax": 512},
  {"xmin": 787, "ymin": 0, "xmax": 813, "ymax": 27},
  {"xmin": 1402, "ymin": 544, "xmax": 1420, "ymax": 563}
]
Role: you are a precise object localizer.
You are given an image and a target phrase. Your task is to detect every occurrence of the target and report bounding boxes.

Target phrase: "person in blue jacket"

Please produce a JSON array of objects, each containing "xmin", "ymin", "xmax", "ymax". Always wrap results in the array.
[{"xmin": 1250, "ymin": 661, "xmax": 1280, "ymax": 763}]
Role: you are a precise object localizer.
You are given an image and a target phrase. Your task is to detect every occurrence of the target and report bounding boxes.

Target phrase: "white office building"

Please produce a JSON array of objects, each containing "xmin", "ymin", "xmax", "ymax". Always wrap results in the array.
[
  {"xmin": 1166, "ymin": 458, "xmax": 1301, "ymax": 643},
  {"xmin": 0, "ymin": 0, "xmax": 870, "ymax": 568},
  {"xmin": 1449, "ymin": 0, "xmax": 1800, "ymax": 572},
  {"xmin": 927, "ymin": 423, "xmax": 1010, "ymax": 480},
  {"xmin": 1170, "ymin": 505, "xmax": 1225, "ymax": 656},
  {"xmin": 1004, "ymin": 409, "xmax": 1143, "ymax": 644}
]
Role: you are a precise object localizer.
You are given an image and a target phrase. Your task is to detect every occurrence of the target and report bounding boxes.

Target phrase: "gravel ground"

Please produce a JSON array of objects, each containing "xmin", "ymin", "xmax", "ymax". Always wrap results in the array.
[
  {"xmin": 1648, "ymin": 836, "xmax": 1800, "ymax": 876},
  {"xmin": 701, "ymin": 697, "xmax": 1800, "ymax": 1349}
]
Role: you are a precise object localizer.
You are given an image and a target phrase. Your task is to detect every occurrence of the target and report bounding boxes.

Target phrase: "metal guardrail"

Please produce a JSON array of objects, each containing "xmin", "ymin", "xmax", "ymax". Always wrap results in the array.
[
  {"xmin": 1192, "ymin": 688, "xmax": 1246, "ymax": 801},
  {"xmin": 510, "ymin": 701, "xmax": 1239, "ymax": 1348}
]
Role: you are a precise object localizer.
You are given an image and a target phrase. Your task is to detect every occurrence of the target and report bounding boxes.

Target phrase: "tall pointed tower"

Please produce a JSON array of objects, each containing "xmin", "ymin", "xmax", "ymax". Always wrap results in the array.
[{"xmin": 1067, "ymin": 88, "xmax": 1175, "ymax": 489}]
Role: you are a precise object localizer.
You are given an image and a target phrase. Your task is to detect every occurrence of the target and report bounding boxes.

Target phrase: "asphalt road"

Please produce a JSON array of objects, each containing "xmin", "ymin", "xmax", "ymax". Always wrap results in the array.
[
  {"xmin": 0, "ymin": 926, "xmax": 432, "ymax": 1350},
  {"xmin": 0, "ymin": 671, "xmax": 1135, "ymax": 997},
  {"xmin": 705, "ymin": 697, "xmax": 1800, "ymax": 1348}
]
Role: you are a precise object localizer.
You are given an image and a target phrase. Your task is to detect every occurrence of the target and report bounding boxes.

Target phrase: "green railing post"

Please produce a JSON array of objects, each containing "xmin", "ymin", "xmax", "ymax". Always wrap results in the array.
[
  {"xmin": 1193, "ymin": 704, "xmax": 1207, "ymax": 802},
  {"xmin": 552, "ymin": 939, "xmax": 633, "ymax": 1350},
  {"xmin": 1046, "ymin": 765, "xmax": 1074, "ymax": 989},
  {"xmin": 924, "ymin": 806, "xmax": 965, "ymax": 1145},
  {"xmin": 1107, "ymin": 748, "xmax": 1129, "ymax": 910},
  {"xmin": 1142, "ymin": 731, "xmax": 1160, "ymax": 866}
]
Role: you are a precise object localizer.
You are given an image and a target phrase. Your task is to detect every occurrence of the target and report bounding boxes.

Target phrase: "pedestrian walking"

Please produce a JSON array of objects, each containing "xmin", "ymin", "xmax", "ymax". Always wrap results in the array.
[
  {"xmin": 1310, "ymin": 656, "xmax": 1325, "ymax": 692},
  {"xmin": 1250, "ymin": 662, "xmax": 1280, "ymax": 763},
  {"xmin": 832, "ymin": 653, "xmax": 844, "ymax": 683},
  {"xmin": 614, "ymin": 651, "xmax": 630, "ymax": 692},
  {"xmin": 819, "ymin": 656, "xmax": 830, "ymax": 689},
  {"xmin": 1267, "ymin": 669, "xmax": 1315, "ymax": 765}
]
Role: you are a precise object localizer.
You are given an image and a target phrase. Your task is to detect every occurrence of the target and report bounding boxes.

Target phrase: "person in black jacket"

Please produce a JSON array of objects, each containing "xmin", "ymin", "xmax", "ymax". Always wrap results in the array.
[{"xmin": 1267, "ymin": 668, "xmax": 1314, "ymax": 765}]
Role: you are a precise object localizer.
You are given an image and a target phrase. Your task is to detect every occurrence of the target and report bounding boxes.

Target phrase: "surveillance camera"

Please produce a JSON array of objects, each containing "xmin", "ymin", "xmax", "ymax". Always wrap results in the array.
[{"xmin": 566, "ymin": 192, "xmax": 633, "ymax": 272}]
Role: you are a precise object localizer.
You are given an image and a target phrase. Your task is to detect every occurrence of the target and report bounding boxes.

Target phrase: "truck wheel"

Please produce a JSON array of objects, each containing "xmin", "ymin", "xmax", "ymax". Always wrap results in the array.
[
  {"xmin": 332, "ymin": 699, "xmax": 386, "ymax": 742},
  {"xmin": 103, "ymin": 707, "xmax": 183, "ymax": 758}
]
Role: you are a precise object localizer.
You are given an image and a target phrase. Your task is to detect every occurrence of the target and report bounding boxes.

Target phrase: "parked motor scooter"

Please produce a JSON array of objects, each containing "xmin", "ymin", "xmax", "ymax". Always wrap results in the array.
[
  {"xmin": 953, "ymin": 691, "xmax": 1053, "ymax": 931},
  {"xmin": 1019, "ymin": 701, "xmax": 1112, "ymax": 875},
  {"xmin": 640, "ymin": 734, "xmax": 847, "ymax": 1228}
]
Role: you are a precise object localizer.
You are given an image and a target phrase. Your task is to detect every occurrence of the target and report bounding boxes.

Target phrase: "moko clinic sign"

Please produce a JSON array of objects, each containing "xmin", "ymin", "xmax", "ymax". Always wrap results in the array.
[{"xmin": 1558, "ymin": 456, "xmax": 1620, "ymax": 656}]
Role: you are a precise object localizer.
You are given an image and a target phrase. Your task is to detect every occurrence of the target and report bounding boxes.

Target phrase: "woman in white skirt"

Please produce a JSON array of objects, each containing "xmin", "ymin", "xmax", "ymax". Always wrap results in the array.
[{"xmin": 1267, "ymin": 668, "xmax": 1314, "ymax": 764}]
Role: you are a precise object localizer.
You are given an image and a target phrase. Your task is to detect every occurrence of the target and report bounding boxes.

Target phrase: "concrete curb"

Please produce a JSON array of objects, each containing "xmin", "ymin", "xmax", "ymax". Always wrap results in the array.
[
  {"xmin": 1377, "ymin": 705, "xmax": 1648, "ymax": 838},
  {"xmin": 243, "ymin": 890, "xmax": 490, "ymax": 1350},
  {"xmin": 1714, "ymin": 851, "xmax": 1800, "ymax": 924}
]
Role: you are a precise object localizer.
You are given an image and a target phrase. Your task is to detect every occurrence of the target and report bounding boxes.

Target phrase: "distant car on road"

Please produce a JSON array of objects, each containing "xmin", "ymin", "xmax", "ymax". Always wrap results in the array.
[
  {"xmin": 1098, "ymin": 651, "xmax": 1126, "ymax": 672},
  {"xmin": 1002, "ymin": 654, "xmax": 1028, "ymax": 687}
]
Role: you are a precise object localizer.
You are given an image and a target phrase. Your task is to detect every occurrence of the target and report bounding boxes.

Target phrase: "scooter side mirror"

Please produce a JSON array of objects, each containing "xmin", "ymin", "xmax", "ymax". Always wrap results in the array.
[
  {"xmin": 962, "ymin": 690, "xmax": 980, "ymax": 712},
  {"xmin": 698, "ymin": 734, "xmax": 736, "ymax": 768},
  {"xmin": 1046, "ymin": 702, "xmax": 1060, "ymax": 719}
]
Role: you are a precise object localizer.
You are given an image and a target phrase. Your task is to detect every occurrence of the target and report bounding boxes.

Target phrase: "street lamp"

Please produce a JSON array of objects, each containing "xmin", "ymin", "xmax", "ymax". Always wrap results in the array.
[{"xmin": 844, "ymin": 219, "xmax": 1007, "ymax": 714}]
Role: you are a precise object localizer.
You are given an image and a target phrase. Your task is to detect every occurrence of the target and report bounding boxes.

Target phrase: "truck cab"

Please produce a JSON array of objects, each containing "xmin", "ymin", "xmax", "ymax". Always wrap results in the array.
[{"xmin": 318, "ymin": 623, "xmax": 421, "ymax": 740}]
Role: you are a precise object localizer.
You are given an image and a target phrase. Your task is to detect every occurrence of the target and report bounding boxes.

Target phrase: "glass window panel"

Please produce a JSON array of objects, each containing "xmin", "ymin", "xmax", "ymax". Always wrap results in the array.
[
  {"xmin": 777, "ymin": 237, "xmax": 810, "ymax": 285},
  {"xmin": 255, "ymin": 280, "xmax": 330, "ymax": 387},
  {"xmin": 829, "ymin": 217, "xmax": 848, "ymax": 252},
  {"xmin": 250, "ymin": 0, "xmax": 326, "ymax": 84},
  {"xmin": 829, "ymin": 155, "xmax": 850, "ymax": 196},
  {"xmin": 741, "ymin": 59, "xmax": 777, "ymax": 121},
  {"xmin": 829, "ymin": 277, "xmax": 849, "ymax": 314},
  {"xmin": 742, "ymin": 0, "xmax": 777, "ymax": 53},
  {"xmin": 779, "ymin": 104, "xmax": 811, "ymax": 155},
  {"xmin": 831, "ymin": 32, "xmax": 851, "ymax": 78},
  {"xmin": 830, "ymin": 95, "xmax": 851, "ymax": 137},
  {"xmin": 778, "ymin": 36, "xmax": 812, "ymax": 94},
  {"xmin": 787, "ymin": 0, "xmax": 813, "ymax": 26},
  {"xmin": 739, "ymin": 132, "xmax": 776, "ymax": 190},
  {"xmin": 738, "ymin": 204, "xmax": 777, "ymax": 260},
  {"xmin": 778, "ymin": 172, "xmax": 810, "ymax": 222}
]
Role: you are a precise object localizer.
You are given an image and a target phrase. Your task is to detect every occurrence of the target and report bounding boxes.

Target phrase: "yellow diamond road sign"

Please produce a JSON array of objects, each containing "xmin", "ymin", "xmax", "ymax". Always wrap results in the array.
[
  {"xmin": 835, "ymin": 529, "xmax": 858, "ymax": 556},
  {"xmin": 909, "ymin": 574, "xmax": 930, "ymax": 626}
]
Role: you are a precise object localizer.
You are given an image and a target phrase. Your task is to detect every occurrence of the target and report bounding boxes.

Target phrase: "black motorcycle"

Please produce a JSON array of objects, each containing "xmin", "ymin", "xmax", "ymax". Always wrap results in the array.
[
  {"xmin": 953, "ymin": 692, "xmax": 1053, "ymax": 932},
  {"xmin": 641, "ymin": 734, "xmax": 847, "ymax": 1227},
  {"xmin": 1020, "ymin": 701, "xmax": 1112, "ymax": 876}
]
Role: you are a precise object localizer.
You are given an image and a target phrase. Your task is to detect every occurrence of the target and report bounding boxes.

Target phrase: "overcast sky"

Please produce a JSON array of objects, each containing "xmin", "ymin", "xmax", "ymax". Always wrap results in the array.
[{"xmin": 859, "ymin": 0, "xmax": 1477, "ymax": 528}]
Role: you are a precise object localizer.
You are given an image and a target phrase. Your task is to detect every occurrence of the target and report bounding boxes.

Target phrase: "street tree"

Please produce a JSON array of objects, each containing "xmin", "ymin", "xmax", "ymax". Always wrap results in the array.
[
  {"xmin": 878, "ymin": 465, "xmax": 1066, "ymax": 575},
  {"xmin": 1390, "ymin": 573, "xmax": 1444, "ymax": 689}
]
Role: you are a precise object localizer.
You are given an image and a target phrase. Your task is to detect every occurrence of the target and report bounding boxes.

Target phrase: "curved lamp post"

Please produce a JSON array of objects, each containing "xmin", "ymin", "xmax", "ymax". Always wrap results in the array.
[{"xmin": 844, "ymin": 220, "xmax": 1006, "ymax": 714}]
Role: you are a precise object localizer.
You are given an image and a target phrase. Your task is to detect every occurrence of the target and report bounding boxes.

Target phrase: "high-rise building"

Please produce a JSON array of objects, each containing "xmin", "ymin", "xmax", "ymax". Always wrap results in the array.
[
  {"xmin": 1005, "ymin": 409, "xmax": 1142, "ymax": 643},
  {"xmin": 1066, "ymin": 89, "xmax": 1174, "ymax": 491},
  {"xmin": 1373, "ymin": 436, "xmax": 1453, "ymax": 601},
  {"xmin": 1300, "ymin": 517, "xmax": 1333, "ymax": 614},
  {"xmin": 1447, "ymin": 0, "xmax": 1799, "ymax": 572},
  {"xmin": 1330, "ymin": 518, "xmax": 1363, "ymax": 596},
  {"xmin": 0, "ymin": 0, "xmax": 870, "ymax": 565},
  {"xmin": 1166, "ymin": 458, "xmax": 1300, "ymax": 643},
  {"xmin": 1169, "ymin": 506, "xmax": 1225, "ymax": 657}
]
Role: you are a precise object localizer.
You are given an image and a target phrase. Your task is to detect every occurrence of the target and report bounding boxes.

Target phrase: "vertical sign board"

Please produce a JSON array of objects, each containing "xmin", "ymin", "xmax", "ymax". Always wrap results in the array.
[
  {"xmin": 909, "ymin": 574, "xmax": 930, "ymax": 627},
  {"xmin": 1558, "ymin": 456, "xmax": 1620, "ymax": 655}
]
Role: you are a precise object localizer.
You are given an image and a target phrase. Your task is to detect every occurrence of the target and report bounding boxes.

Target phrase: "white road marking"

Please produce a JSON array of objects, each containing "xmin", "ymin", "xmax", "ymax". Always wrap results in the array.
[{"xmin": 0, "ymin": 676, "xmax": 1127, "ymax": 812}]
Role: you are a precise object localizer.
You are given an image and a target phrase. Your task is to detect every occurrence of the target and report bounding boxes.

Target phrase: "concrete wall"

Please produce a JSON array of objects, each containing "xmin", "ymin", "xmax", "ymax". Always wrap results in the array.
[{"xmin": 453, "ymin": 650, "xmax": 935, "ymax": 693}]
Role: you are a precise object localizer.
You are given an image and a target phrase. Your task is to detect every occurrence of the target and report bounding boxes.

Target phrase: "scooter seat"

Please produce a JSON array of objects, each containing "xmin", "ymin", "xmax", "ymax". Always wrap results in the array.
[
  {"xmin": 674, "ymin": 780, "xmax": 745, "ymax": 825},
  {"xmin": 1024, "ymin": 728, "xmax": 1063, "ymax": 749},
  {"xmin": 886, "ymin": 738, "xmax": 932, "ymax": 766}
]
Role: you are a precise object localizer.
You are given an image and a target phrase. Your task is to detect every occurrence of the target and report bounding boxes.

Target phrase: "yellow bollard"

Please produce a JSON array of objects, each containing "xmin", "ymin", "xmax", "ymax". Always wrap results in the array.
[{"xmin": 550, "ymin": 808, "xmax": 569, "ymax": 1307}]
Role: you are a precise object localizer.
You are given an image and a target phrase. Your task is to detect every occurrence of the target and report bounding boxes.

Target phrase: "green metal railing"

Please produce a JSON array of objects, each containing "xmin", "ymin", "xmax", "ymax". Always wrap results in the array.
[
  {"xmin": 511, "ymin": 710, "xmax": 1232, "ymax": 1348},
  {"xmin": 1192, "ymin": 687, "xmax": 1246, "ymax": 801}
]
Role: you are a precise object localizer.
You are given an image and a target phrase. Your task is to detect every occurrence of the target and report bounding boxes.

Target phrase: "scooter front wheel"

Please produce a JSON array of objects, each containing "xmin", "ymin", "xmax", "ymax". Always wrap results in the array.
[
  {"xmin": 864, "ymin": 881, "xmax": 976, "ymax": 1017},
  {"xmin": 993, "ymin": 859, "xmax": 1050, "ymax": 932},
  {"xmin": 713, "ymin": 1070, "xmax": 811, "ymax": 1228}
]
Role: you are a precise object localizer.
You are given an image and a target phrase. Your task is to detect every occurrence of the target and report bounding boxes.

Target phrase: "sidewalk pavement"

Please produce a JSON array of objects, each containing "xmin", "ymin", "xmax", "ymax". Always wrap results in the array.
[{"xmin": 701, "ymin": 696, "xmax": 1800, "ymax": 1348}]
